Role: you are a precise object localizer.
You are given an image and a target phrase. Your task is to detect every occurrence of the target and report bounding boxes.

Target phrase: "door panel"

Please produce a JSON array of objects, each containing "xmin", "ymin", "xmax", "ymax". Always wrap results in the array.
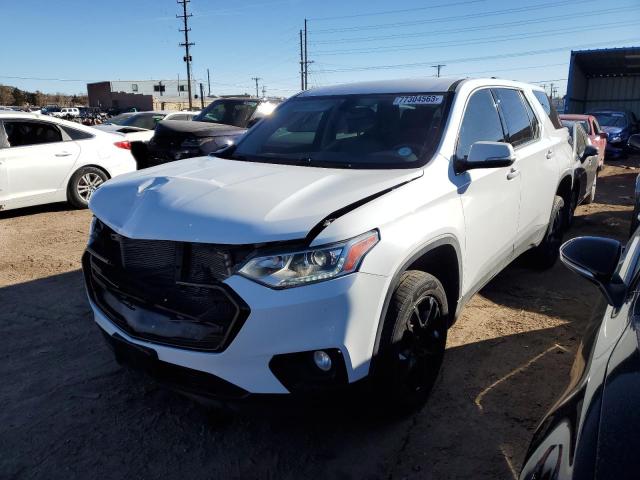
[
  {"xmin": 454, "ymin": 88, "xmax": 520, "ymax": 293},
  {"xmin": 2, "ymin": 120, "xmax": 81, "ymax": 208}
]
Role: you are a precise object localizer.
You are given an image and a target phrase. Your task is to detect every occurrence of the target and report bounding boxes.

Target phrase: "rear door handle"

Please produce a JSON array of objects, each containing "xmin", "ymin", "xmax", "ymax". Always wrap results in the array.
[
  {"xmin": 546, "ymin": 150, "xmax": 554, "ymax": 159},
  {"xmin": 55, "ymin": 152, "xmax": 72, "ymax": 157},
  {"xmin": 506, "ymin": 167, "xmax": 520, "ymax": 180}
]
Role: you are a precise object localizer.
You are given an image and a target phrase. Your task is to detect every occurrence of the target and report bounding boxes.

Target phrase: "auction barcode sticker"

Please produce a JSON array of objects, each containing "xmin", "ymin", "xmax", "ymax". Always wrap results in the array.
[{"xmin": 393, "ymin": 95, "xmax": 443, "ymax": 105}]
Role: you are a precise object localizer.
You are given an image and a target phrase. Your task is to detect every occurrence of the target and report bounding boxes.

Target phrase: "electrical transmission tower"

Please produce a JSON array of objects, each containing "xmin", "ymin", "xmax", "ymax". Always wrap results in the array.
[
  {"xmin": 251, "ymin": 77, "xmax": 262, "ymax": 98},
  {"xmin": 177, "ymin": 0, "xmax": 194, "ymax": 109},
  {"xmin": 431, "ymin": 64, "xmax": 446, "ymax": 78}
]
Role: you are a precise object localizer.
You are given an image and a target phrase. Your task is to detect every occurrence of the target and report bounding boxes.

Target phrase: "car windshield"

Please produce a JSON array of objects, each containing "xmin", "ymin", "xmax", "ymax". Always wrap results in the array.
[
  {"xmin": 593, "ymin": 113, "xmax": 627, "ymax": 128},
  {"xmin": 120, "ymin": 113, "xmax": 166, "ymax": 130},
  {"xmin": 106, "ymin": 113, "xmax": 134, "ymax": 125},
  {"xmin": 225, "ymin": 93, "xmax": 450, "ymax": 169},
  {"xmin": 194, "ymin": 99, "xmax": 259, "ymax": 127}
]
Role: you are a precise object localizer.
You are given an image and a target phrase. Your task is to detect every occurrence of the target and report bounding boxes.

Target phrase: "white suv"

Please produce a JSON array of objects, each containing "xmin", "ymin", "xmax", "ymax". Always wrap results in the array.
[
  {"xmin": 84, "ymin": 78, "xmax": 573, "ymax": 409},
  {"xmin": 52, "ymin": 107, "xmax": 80, "ymax": 119}
]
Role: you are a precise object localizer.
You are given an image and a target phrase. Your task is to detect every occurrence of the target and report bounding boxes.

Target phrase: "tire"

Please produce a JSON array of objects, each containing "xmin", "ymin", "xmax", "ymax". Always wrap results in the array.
[
  {"xmin": 67, "ymin": 166, "xmax": 108, "ymax": 209},
  {"xmin": 373, "ymin": 270, "xmax": 448, "ymax": 411},
  {"xmin": 583, "ymin": 174, "xmax": 597, "ymax": 205},
  {"xmin": 529, "ymin": 195, "xmax": 565, "ymax": 269}
]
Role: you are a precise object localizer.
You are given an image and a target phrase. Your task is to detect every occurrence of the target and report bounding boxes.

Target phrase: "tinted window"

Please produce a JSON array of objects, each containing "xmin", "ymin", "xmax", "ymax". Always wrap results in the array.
[
  {"xmin": 593, "ymin": 112, "xmax": 628, "ymax": 128},
  {"xmin": 121, "ymin": 113, "xmax": 165, "ymax": 130},
  {"xmin": 455, "ymin": 89, "xmax": 505, "ymax": 160},
  {"xmin": 532, "ymin": 90, "xmax": 563, "ymax": 129},
  {"xmin": 521, "ymin": 93, "xmax": 540, "ymax": 139},
  {"xmin": 494, "ymin": 88, "xmax": 533, "ymax": 147},
  {"xmin": 195, "ymin": 99, "xmax": 259, "ymax": 128},
  {"xmin": 61, "ymin": 126, "xmax": 94, "ymax": 140},
  {"xmin": 229, "ymin": 93, "xmax": 449, "ymax": 169},
  {"xmin": 5, "ymin": 121, "xmax": 62, "ymax": 147}
]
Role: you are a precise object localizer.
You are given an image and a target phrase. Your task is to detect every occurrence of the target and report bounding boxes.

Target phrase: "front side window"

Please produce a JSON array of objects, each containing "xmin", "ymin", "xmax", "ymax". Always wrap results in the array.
[
  {"xmin": 455, "ymin": 89, "xmax": 505, "ymax": 160},
  {"xmin": 4, "ymin": 121, "xmax": 62, "ymax": 147},
  {"xmin": 494, "ymin": 88, "xmax": 534, "ymax": 147},
  {"xmin": 227, "ymin": 93, "xmax": 450, "ymax": 169},
  {"xmin": 195, "ymin": 99, "xmax": 259, "ymax": 128}
]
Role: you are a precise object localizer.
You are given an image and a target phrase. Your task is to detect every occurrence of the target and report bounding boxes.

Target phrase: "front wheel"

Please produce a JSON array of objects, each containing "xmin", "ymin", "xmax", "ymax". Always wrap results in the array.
[
  {"xmin": 528, "ymin": 195, "xmax": 565, "ymax": 269},
  {"xmin": 373, "ymin": 270, "xmax": 448, "ymax": 411},
  {"xmin": 67, "ymin": 166, "xmax": 108, "ymax": 208}
]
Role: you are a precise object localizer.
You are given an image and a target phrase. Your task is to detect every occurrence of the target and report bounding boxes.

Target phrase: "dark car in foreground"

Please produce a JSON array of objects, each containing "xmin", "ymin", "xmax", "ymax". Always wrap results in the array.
[
  {"xmin": 589, "ymin": 110, "xmax": 639, "ymax": 158},
  {"xmin": 520, "ymin": 227, "xmax": 640, "ymax": 479},
  {"xmin": 145, "ymin": 97, "xmax": 279, "ymax": 167}
]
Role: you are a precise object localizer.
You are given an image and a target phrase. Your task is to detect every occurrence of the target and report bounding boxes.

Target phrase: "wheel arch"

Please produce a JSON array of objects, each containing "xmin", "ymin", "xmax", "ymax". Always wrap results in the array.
[
  {"xmin": 371, "ymin": 235, "xmax": 462, "ymax": 361},
  {"xmin": 66, "ymin": 164, "xmax": 111, "ymax": 201},
  {"xmin": 556, "ymin": 174, "xmax": 573, "ymax": 209}
]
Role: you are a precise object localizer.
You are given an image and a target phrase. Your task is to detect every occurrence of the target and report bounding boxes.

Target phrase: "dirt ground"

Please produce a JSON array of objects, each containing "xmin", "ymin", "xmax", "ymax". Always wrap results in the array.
[{"xmin": 1, "ymin": 154, "xmax": 638, "ymax": 480}]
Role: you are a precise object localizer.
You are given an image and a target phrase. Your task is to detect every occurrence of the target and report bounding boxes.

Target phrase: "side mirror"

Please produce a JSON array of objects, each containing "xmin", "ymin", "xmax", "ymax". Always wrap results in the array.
[
  {"xmin": 628, "ymin": 134, "xmax": 640, "ymax": 151},
  {"xmin": 581, "ymin": 145, "xmax": 598, "ymax": 161},
  {"xmin": 599, "ymin": 132, "xmax": 608, "ymax": 140},
  {"xmin": 560, "ymin": 236, "xmax": 626, "ymax": 307},
  {"xmin": 454, "ymin": 141, "xmax": 515, "ymax": 174}
]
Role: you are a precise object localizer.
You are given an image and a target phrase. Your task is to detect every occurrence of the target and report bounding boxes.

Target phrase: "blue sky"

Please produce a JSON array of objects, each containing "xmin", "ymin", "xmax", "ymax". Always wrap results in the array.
[{"xmin": 1, "ymin": 0, "xmax": 639, "ymax": 98}]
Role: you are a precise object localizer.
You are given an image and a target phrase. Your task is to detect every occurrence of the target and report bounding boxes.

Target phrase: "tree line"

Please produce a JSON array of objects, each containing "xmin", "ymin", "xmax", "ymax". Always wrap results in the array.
[{"xmin": 0, "ymin": 84, "xmax": 88, "ymax": 107}]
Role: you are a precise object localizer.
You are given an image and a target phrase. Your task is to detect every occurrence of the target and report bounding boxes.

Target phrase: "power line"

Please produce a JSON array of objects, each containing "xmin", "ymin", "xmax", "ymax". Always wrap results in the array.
[
  {"xmin": 308, "ymin": 0, "xmax": 485, "ymax": 21},
  {"xmin": 312, "ymin": 0, "xmax": 596, "ymax": 34},
  {"xmin": 309, "ymin": 7, "xmax": 636, "ymax": 45},
  {"xmin": 312, "ymin": 19, "xmax": 638, "ymax": 56},
  {"xmin": 312, "ymin": 37, "xmax": 640, "ymax": 74}
]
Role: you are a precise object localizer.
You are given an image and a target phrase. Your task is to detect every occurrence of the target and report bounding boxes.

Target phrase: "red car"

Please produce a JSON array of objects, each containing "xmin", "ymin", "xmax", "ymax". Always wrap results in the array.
[{"xmin": 559, "ymin": 114, "xmax": 607, "ymax": 169}]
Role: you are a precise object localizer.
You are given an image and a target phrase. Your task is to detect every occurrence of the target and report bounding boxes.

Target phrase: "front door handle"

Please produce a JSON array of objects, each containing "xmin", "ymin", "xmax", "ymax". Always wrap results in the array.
[
  {"xmin": 506, "ymin": 167, "xmax": 520, "ymax": 180},
  {"xmin": 55, "ymin": 152, "xmax": 72, "ymax": 157},
  {"xmin": 546, "ymin": 150, "xmax": 554, "ymax": 159}
]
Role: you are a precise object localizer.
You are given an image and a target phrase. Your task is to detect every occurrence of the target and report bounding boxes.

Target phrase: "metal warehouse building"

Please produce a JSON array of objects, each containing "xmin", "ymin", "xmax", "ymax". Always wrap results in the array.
[{"xmin": 566, "ymin": 46, "xmax": 640, "ymax": 117}]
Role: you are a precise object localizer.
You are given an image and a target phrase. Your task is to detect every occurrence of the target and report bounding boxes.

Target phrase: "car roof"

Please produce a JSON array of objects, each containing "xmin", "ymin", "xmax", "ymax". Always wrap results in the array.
[{"xmin": 297, "ymin": 77, "xmax": 544, "ymax": 97}]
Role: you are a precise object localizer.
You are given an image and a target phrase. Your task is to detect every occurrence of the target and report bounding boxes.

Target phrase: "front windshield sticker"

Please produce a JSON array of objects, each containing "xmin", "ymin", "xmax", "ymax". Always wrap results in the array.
[{"xmin": 393, "ymin": 95, "xmax": 443, "ymax": 105}]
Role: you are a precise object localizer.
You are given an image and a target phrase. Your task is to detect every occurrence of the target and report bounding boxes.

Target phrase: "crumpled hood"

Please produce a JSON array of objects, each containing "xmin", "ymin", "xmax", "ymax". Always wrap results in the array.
[
  {"xmin": 90, "ymin": 156, "xmax": 422, "ymax": 244},
  {"xmin": 157, "ymin": 119, "xmax": 246, "ymax": 138},
  {"xmin": 601, "ymin": 126, "xmax": 624, "ymax": 135}
]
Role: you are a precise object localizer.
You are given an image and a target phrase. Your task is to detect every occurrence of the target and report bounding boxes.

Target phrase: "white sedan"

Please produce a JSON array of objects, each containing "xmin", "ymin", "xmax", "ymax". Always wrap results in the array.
[
  {"xmin": 0, "ymin": 112, "xmax": 136, "ymax": 211},
  {"xmin": 94, "ymin": 110, "xmax": 200, "ymax": 143}
]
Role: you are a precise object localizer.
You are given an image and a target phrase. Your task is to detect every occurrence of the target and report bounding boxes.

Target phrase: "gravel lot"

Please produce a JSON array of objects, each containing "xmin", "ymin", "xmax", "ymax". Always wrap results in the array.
[{"xmin": 1, "ymin": 155, "xmax": 638, "ymax": 479}]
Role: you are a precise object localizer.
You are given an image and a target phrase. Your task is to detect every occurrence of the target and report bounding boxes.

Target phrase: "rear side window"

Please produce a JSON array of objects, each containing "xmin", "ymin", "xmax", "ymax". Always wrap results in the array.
[
  {"xmin": 4, "ymin": 121, "xmax": 62, "ymax": 147},
  {"xmin": 455, "ymin": 89, "xmax": 506, "ymax": 160},
  {"xmin": 532, "ymin": 90, "xmax": 563, "ymax": 129},
  {"xmin": 493, "ymin": 88, "xmax": 534, "ymax": 148},
  {"xmin": 521, "ymin": 94, "xmax": 540, "ymax": 139},
  {"xmin": 61, "ymin": 125, "xmax": 94, "ymax": 140}
]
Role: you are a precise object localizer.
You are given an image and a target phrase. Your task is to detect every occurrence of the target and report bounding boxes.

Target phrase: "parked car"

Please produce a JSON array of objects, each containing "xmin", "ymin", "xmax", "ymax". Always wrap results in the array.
[
  {"xmin": 589, "ymin": 110, "xmax": 639, "ymax": 157},
  {"xmin": 94, "ymin": 110, "xmax": 199, "ymax": 143},
  {"xmin": 0, "ymin": 112, "xmax": 136, "ymax": 211},
  {"xmin": 629, "ymin": 135, "xmax": 640, "ymax": 235},
  {"xmin": 84, "ymin": 78, "xmax": 574, "ymax": 409},
  {"xmin": 520, "ymin": 228, "xmax": 640, "ymax": 479},
  {"xmin": 51, "ymin": 107, "xmax": 80, "ymax": 119},
  {"xmin": 144, "ymin": 97, "xmax": 279, "ymax": 167},
  {"xmin": 559, "ymin": 113, "xmax": 607, "ymax": 169},
  {"xmin": 560, "ymin": 120, "xmax": 599, "ymax": 224}
]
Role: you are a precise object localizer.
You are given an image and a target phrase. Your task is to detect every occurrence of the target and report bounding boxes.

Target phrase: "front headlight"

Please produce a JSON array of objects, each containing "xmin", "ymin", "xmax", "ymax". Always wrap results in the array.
[{"xmin": 239, "ymin": 230, "xmax": 379, "ymax": 288}]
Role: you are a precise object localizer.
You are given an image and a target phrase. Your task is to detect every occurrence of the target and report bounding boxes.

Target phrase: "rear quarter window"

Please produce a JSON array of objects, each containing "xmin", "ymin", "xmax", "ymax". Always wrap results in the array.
[{"xmin": 532, "ymin": 90, "xmax": 563, "ymax": 129}]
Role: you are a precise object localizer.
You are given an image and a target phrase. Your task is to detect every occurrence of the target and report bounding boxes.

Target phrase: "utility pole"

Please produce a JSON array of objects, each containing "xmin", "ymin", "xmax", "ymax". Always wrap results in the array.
[
  {"xmin": 304, "ymin": 18, "xmax": 308, "ymax": 90},
  {"xmin": 549, "ymin": 82, "xmax": 555, "ymax": 100},
  {"xmin": 199, "ymin": 83, "xmax": 205, "ymax": 109},
  {"xmin": 262, "ymin": 85, "xmax": 266, "ymax": 98},
  {"xmin": 431, "ymin": 64, "xmax": 445, "ymax": 78},
  {"xmin": 177, "ymin": 0, "xmax": 194, "ymax": 110},
  {"xmin": 299, "ymin": 29, "xmax": 304, "ymax": 91},
  {"xmin": 207, "ymin": 68, "xmax": 211, "ymax": 97},
  {"xmin": 251, "ymin": 77, "xmax": 261, "ymax": 98}
]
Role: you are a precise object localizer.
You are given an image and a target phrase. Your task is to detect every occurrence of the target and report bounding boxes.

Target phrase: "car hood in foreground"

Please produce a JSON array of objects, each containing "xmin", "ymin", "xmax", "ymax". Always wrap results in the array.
[{"xmin": 90, "ymin": 156, "xmax": 422, "ymax": 244}]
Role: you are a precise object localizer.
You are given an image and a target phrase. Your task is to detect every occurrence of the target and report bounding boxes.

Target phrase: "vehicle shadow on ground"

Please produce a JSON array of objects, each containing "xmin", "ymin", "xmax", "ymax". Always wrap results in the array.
[
  {"xmin": 0, "ymin": 269, "xmax": 586, "ymax": 480},
  {"xmin": 0, "ymin": 201, "xmax": 76, "ymax": 219}
]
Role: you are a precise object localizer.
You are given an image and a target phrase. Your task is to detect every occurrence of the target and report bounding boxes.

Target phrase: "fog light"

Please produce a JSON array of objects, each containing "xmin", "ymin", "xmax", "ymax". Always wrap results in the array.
[{"xmin": 313, "ymin": 350, "xmax": 332, "ymax": 372}]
